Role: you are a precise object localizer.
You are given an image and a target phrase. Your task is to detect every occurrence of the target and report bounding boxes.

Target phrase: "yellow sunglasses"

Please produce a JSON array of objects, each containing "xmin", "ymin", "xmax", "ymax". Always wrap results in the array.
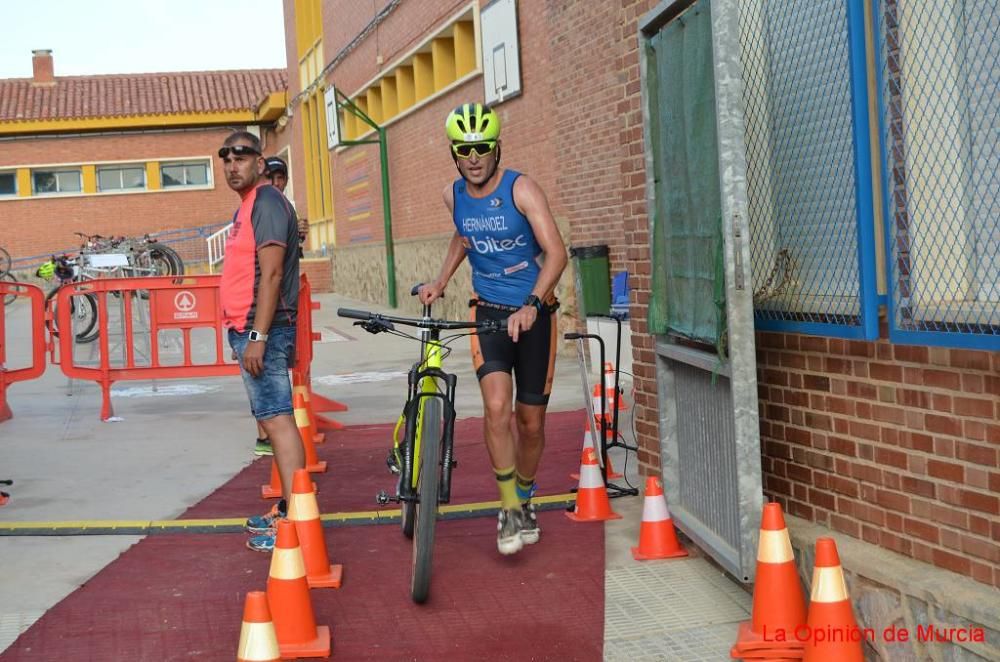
[{"xmin": 451, "ymin": 141, "xmax": 497, "ymax": 159}]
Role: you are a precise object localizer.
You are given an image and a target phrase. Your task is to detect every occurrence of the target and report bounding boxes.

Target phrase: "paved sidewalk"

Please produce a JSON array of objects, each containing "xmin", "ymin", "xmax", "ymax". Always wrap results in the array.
[{"xmin": 0, "ymin": 290, "xmax": 752, "ymax": 659}]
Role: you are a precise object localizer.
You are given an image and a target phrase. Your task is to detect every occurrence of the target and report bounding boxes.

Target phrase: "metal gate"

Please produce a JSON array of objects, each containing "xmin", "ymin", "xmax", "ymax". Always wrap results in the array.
[{"xmin": 640, "ymin": 0, "xmax": 762, "ymax": 582}]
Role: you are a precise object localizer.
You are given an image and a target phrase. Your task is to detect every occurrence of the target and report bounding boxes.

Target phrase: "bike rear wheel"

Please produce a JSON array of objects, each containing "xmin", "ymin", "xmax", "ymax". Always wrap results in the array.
[
  {"xmin": 0, "ymin": 247, "xmax": 11, "ymax": 275},
  {"xmin": 411, "ymin": 396, "xmax": 442, "ymax": 604},
  {"xmin": 148, "ymin": 242, "xmax": 184, "ymax": 276}
]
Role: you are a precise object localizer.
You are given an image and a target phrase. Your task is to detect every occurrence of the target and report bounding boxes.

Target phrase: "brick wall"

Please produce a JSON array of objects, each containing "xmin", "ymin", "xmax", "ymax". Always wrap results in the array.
[
  {"xmin": 320, "ymin": 0, "xmax": 560, "ymax": 253},
  {"xmin": 0, "ymin": 128, "xmax": 241, "ymax": 260},
  {"xmin": 757, "ymin": 330, "xmax": 1000, "ymax": 587}
]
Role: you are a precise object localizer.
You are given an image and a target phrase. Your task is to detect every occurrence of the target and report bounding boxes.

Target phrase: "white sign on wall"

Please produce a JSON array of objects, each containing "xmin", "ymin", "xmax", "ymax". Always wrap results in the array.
[
  {"xmin": 481, "ymin": 0, "xmax": 522, "ymax": 106},
  {"xmin": 324, "ymin": 86, "xmax": 341, "ymax": 149}
]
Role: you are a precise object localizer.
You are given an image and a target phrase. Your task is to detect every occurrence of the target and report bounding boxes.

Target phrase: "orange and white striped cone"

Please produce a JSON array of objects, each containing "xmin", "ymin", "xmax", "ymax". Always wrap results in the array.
[
  {"xmin": 802, "ymin": 538, "xmax": 864, "ymax": 662},
  {"xmin": 294, "ymin": 393, "xmax": 327, "ymax": 474},
  {"xmin": 261, "ymin": 460, "xmax": 282, "ymax": 500},
  {"xmin": 292, "ymin": 377, "xmax": 326, "ymax": 445},
  {"xmin": 600, "ymin": 362, "xmax": 628, "ymax": 411},
  {"xmin": 565, "ymin": 447, "xmax": 622, "ymax": 522},
  {"xmin": 236, "ymin": 591, "xmax": 280, "ymax": 662},
  {"xmin": 288, "ymin": 468, "xmax": 343, "ymax": 589},
  {"xmin": 730, "ymin": 502, "xmax": 806, "ymax": 659},
  {"xmin": 571, "ymin": 420, "xmax": 622, "ymax": 481},
  {"xmin": 631, "ymin": 476, "xmax": 688, "ymax": 560},
  {"xmin": 266, "ymin": 520, "xmax": 331, "ymax": 658}
]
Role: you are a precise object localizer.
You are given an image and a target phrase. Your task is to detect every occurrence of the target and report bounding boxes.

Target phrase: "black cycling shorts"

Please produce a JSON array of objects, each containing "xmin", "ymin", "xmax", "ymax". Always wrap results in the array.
[{"xmin": 469, "ymin": 299, "xmax": 557, "ymax": 406}]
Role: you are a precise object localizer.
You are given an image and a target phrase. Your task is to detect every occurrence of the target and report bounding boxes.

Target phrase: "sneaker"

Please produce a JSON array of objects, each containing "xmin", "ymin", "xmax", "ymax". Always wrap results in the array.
[
  {"xmin": 253, "ymin": 438, "xmax": 274, "ymax": 456},
  {"xmin": 246, "ymin": 503, "xmax": 285, "ymax": 535},
  {"xmin": 519, "ymin": 501, "xmax": 541, "ymax": 545},
  {"xmin": 246, "ymin": 531, "xmax": 276, "ymax": 553},
  {"xmin": 497, "ymin": 508, "xmax": 524, "ymax": 555}
]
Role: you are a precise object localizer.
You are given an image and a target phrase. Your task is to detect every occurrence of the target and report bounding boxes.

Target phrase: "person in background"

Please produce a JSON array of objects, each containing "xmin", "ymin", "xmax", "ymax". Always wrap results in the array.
[{"xmin": 252, "ymin": 156, "xmax": 309, "ymax": 457}]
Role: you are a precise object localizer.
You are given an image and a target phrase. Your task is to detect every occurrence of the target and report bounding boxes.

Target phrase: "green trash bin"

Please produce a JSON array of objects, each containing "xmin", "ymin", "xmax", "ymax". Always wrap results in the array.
[{"xmin": 570, "ymin": 245, "xmax": 611, "ymax": 317}]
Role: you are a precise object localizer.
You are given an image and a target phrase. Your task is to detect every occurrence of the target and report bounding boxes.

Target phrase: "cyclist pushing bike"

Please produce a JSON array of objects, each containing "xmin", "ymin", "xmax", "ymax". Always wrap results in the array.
[{"xmin": 419, "ymin": 103, "xmax": 567, "ymax": 555}]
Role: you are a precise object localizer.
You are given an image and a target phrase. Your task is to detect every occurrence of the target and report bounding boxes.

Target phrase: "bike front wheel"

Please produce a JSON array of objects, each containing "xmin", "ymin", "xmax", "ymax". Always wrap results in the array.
[{"xmin": 411, "ymin": 396, "xmax": 442, "ymax": 604}]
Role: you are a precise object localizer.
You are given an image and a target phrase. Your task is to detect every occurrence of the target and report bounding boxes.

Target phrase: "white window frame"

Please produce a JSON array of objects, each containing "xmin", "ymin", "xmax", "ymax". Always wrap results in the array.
[
  {"xmin": 97, "ymin": 165, "xmax": 147, "ymax": 192},
  {"xmin": 32, "ymin": 168, "xmax": 82, "ymax": 195},
  {"xmin": 159, "ymin": 160, "xmax": 212, "ymax": 188}
]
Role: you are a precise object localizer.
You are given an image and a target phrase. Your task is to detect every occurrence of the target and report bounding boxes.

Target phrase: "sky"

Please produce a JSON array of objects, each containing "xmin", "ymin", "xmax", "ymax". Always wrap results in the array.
[{"xmin": 0, "ymin": 0, "xmax": 287, "ymax": 78}]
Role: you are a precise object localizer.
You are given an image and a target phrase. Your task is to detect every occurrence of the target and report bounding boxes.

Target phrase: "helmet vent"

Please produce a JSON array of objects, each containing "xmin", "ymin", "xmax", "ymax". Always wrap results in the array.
[{"xmin": 456, "ymin": 118, "xmax": 467, "ymax": 132}]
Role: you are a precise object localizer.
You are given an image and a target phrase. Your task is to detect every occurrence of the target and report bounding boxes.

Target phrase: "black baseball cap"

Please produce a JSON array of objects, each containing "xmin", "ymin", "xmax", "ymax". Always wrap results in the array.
[{"xmin": 264, "ymin": 156, "xmax": 288, "ymax": 176}]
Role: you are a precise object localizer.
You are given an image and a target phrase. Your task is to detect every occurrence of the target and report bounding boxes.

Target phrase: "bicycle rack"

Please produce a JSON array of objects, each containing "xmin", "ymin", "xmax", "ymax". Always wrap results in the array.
[{"xmin": 565, "ymin": 313, "xmax": 639, "ymax": 500}]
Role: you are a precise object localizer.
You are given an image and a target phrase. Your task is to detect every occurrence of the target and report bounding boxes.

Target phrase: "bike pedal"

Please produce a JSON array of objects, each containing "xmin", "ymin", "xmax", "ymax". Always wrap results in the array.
[{"xmin": 376, "ymin": 490, "xmax": 401, "ymax": 505}]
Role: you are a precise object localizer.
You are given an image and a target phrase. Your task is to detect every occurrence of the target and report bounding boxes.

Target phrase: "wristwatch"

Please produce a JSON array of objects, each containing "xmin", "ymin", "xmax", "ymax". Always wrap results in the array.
[
  {"xmin": 523, "ymin": 294, "xmax": 544, "ymax": 314},
  {"xmin": 248, "ymin": 329, "xmax": 268, "ymax": 342}
]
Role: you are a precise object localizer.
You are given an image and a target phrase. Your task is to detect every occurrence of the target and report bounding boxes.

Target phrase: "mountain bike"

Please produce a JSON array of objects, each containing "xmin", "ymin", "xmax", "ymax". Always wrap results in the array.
[
  {"xmin": 36, "ymin": 254, "xmax": 100, "ymax": 343},
  {"xmin": 338, "ymin": 288, "xmax": 502, "ymax": 604}
]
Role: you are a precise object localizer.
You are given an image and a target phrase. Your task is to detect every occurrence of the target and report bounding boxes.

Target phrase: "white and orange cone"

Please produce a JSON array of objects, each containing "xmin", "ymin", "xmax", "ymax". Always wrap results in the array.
[
  {"xmin": 631, "ymin": 476, "xmax": 688, "ymax": 560},
  {"xmin": 292, "ymin": 380, "xmax": 326, "ymax": 445},
  {"xmin": 288, "ymin": 468, "xmax": 343, "ymax": 589},
  {"xmin": 802, "ymin": 538, "xmax": 864, "ymax": 662},
  {"xmin": 565, "ymin": 447, "xmax": 621, "ymax": 522},
  {"xmin": 236, "ymin": 591, "xmax": 280, "ymax": 662},
  {"xmin": 266, "ymin": 520, "xmax": 331, "ymax": 658},
  {"xmin": 261, "ymin": 459, "xmax": 282, "ymax": 500},
  {"xmin": 571, "ymin": 419, "xmax": 622, "ymax": 480},
  {"xmin": 294, "ymin": 393, "xmax": 327, "ymax": 474},
  {"xmin": 730, "ymin": 502, "xmax": 806, "ymax": 659}
]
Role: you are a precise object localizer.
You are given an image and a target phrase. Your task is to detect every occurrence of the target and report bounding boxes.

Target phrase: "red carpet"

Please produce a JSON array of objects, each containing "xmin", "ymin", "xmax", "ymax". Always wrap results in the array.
[{"xmin": 1, "ymin": 410, "xmax": 605, "ymax": 661}]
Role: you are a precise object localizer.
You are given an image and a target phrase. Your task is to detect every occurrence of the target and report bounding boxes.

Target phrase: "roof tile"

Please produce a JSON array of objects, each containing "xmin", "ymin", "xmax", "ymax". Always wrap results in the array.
[{"xmin": 0, "ymin": 69, "xmax": 287, "ymax": 122}]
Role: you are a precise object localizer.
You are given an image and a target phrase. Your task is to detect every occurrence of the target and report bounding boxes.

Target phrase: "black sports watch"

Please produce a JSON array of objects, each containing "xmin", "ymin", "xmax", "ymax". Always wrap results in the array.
[{"xmin": 523, "ymin": 294, "xmax": 544, "ymax": 314}]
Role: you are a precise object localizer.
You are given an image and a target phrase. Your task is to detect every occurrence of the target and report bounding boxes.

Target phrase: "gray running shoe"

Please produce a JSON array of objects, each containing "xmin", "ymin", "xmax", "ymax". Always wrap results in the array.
[
  {"xmin": 497, "ymin": 508, "xmax": 524, "ymax": 555},
  {"xmin": 519, "ymin": 501, "xmax": 540, "ymax": 545}
]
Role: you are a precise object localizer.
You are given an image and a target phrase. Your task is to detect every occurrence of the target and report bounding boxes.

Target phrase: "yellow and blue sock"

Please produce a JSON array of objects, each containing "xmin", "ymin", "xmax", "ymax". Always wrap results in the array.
[
  {"xmin": 516, "ymin": 472, "xmax": 536, "ymax": 504},
  {"xmin": 494, "ymin": 466, "xmax": 520, "ymax": 511}
]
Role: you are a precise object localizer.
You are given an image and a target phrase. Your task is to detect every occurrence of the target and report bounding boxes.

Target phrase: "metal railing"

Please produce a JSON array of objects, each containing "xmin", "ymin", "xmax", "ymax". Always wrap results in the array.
[
  {"xmin": 206, "ymin": 223, "xmax": 233, "ymax": 274},
  {"xmin": 874, "ymin": 0, "xmax": 999, "ymax": 349},
  {"xmin": 738, "ymin": 0, "xmax": 879, "ymax": 339}
]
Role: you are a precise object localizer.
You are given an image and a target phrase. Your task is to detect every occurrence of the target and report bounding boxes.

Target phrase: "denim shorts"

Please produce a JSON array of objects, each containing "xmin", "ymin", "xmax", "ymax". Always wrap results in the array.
[{"xmin": 228, "ymin": 326, "xmax": 297, "ymax": 420}]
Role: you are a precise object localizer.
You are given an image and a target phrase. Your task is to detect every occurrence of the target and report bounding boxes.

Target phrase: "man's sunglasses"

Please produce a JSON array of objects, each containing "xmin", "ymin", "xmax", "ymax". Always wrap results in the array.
[
  {"xmin": 218, "ymin": 145, "xmax": 261, "ymax": 159},
  {"xmin": 451, "ymin": 141, "xmax": 497, "ymax": 159}
]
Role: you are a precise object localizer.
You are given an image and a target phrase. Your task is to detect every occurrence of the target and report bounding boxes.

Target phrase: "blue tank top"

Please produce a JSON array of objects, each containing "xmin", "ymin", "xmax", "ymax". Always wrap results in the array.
[{"xmin": 452, "ymin": 170, "xmax": 541, "ymax": 307}]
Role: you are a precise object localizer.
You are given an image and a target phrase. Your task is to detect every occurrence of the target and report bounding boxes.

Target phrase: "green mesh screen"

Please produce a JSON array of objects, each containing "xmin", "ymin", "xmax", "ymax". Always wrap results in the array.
[{"xmin": 646, "ymin": 0, "xmax": 726, "ymax": 348}]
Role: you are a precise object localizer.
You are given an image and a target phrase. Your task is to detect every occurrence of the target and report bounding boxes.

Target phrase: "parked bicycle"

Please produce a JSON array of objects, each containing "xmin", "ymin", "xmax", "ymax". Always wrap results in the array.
[
  {"xmin": 74, "ymin": 232, "xmax": 185, "ymax": 278},
  {"xmin": 338, "ymin": 287, "xmax": 503, "ymax": 604},
  {"xmin": 36, "ymin": 254, "xmax": 99, "ymax": 343}
]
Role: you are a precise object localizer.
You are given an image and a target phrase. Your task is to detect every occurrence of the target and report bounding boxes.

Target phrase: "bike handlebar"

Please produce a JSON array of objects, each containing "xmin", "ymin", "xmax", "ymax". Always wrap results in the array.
[{"xmin": 337, "ymin": 307, "xmax": 502, "ymax": 332}]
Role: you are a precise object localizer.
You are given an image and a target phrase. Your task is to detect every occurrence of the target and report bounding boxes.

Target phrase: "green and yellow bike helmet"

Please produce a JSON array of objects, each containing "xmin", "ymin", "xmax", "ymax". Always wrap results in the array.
[
  {"xmin": 445, "ymin": 103, "xmax": 502, "ymax": 181},
  {"xmin": 36, "ymin": 259, "xmax": 55, "ymax": 280},
  {"xmin": 445, "ymin": 103, "xmax": 501, "ymax": 142}
]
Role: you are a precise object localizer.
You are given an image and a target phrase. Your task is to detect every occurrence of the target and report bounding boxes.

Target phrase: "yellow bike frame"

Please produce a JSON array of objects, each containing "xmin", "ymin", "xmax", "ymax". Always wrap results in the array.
[{"xmin": 392, "ymin": 335, "xmax": 444, "ymax": 489}]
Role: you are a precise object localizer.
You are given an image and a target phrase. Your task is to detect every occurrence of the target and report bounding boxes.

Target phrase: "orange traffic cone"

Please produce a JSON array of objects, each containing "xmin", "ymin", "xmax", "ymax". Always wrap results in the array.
[
  {"xmin": 261, "ymin": 460, "xmax": 282, "ymax": 500},
  {"xmin": 571, "ymin": 420, "xmax": 622, "ymax": 481},
  {"xmin": 593, "ymin": 362, "xmax": 627, "ymax": 415},
  {"xmin": 236, "ymin": 591, "xmax": 280, "ymax": 662},
  {"xmin": 631, "ymin": 476, "xmax": 688, "ymax": 560},
  {"xmin": 266, "ymin": 520, "xmax": 331, "ymax": 658},
  {"xmin": 730, "ymin": 502, "xmax": 806, "ymax": 659},
  {"xmin": 289, "ymin": 468, "xmax": 343, "ymax": 589},
  {"xmin": 294, "ymin": 393, "xmax": 327, "ymax": 473},
  {"xmin": 566, "ymin": 448, "xmax": 621, "ymax": 522},
  {"xmin": 802, "ymin": 538, "xmax": 864, "ymax": 662},
  {"xmin": 292, "ymin": 379, "xmax": 326, "ymax": 445}
]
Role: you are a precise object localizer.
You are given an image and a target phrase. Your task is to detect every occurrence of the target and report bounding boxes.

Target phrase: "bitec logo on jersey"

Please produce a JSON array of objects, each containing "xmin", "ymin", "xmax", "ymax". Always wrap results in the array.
[{"xmin": 460, "ymin": 214, "xmax": 528, "ymax": 254}]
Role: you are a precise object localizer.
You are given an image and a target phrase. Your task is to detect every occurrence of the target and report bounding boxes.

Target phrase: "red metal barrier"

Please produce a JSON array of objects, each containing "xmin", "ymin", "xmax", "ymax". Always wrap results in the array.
[
  {"xmin": 56, "ymin": 275, "xmax": 239, "ymax": 420},
  {"xmin": 0, "ymin": 281, "xmax": 47, "ymax": 422},
  {"xmin": 54, "ymin": 274, "xmax": 336, "ymax": 422},
  {"xmin": 292, "ymin": 275, "xmax": 348, "ymax": 430}
]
